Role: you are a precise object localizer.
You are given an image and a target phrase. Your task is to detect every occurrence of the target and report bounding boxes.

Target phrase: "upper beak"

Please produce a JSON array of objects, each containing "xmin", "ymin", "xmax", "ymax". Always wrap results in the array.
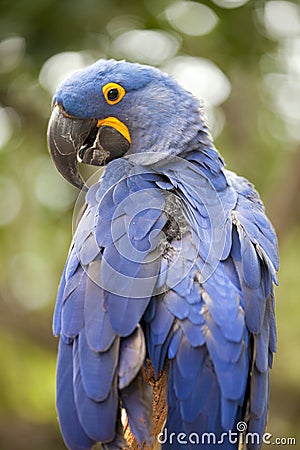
[
  {"xmin": 47, "ymin": 105, "xmax": 131, "ymax": 190},
  {"xmin": 47, "ymin": 106, "xmax": 96, "ymax": 190}
]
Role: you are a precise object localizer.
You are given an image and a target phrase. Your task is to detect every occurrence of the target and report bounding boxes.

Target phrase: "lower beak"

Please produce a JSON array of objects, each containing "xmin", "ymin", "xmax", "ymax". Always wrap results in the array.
[{"xmin": 47, "ymin": 105, "xmax": 131, "ymax": 190}]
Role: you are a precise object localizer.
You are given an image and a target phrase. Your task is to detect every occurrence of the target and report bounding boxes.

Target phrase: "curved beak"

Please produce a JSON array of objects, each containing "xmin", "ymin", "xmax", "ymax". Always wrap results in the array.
[
  {"xmin": 47, "ymin": 105, "xmax": 131, "ymax": 190},
  {"xmin": 47, "ymin": 106, "xmax": 97, "ymax": 190}
]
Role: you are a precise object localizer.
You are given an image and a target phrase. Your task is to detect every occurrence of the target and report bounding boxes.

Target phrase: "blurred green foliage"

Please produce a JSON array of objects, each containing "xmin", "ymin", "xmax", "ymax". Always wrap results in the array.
[{"xmin": 0, "ymin": 0, "xmax": 299, "ymax": 448}]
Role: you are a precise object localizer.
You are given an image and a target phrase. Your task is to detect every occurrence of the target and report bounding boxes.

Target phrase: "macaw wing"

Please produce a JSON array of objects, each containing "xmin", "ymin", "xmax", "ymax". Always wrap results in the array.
[
  {"xmin": 144, "ymin": 161, "xmax": 278, "ymax": 449},
  {"xmin": 54, "ymin": 159, "xmax": 169, "ymax": 448},
  {"xmin": 226, "ymin": 171, "xmax": 278, "ymax": 445}
]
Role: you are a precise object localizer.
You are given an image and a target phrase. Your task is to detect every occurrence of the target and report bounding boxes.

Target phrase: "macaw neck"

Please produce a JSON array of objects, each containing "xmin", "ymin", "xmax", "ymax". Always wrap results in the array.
[
  {"xmin": 128, "ymin": 109, "xmax": 224, "ymax": 181},
  {"xmin": 125, "ymin": 127, "xmax": 226, "ymax": 199},
  {"xmin": 127, "ymin": 83, "xmax": 223, "ymax": 174}
]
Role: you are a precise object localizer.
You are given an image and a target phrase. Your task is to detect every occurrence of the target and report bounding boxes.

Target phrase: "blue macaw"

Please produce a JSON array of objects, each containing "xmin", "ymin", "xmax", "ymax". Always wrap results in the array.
[{"xmin": 47, "ymin": 59, "xmax": 278, "ymax": 450}]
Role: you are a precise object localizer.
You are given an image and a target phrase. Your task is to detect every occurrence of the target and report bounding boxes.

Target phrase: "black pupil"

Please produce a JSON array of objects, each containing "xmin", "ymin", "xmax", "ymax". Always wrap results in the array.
[{"xmin": 107, "ymin": 88, "xmax": 119, "ymax": 101}]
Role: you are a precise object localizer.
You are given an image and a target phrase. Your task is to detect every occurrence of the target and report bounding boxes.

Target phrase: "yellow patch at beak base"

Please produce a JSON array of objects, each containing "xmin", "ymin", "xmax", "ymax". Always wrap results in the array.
[{"xmin": 97, "ymin": 117, "xmax": 131, "ymax": 143}]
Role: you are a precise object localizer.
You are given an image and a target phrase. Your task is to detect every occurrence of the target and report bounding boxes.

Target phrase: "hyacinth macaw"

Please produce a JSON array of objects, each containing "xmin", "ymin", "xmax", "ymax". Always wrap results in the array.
[{"xmin": 47, "ymin": 59, "xmax": 278, "ymax": 450}]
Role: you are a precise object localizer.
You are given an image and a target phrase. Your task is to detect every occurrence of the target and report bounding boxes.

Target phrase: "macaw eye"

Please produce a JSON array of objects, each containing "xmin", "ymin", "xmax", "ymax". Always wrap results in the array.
[
  {"xmin": 102, "ymin": 82, "xmax": 126, "ymax": 105},
  {"xmin": 107, "ymin": 88, "xmax": 119, "ymax": 101}
]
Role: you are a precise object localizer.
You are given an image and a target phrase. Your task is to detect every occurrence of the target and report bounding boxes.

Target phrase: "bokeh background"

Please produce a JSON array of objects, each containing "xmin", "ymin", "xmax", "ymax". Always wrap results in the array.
[{"xmin": 0, "ymin": 0, "xmax": 299, "ymax": 448}]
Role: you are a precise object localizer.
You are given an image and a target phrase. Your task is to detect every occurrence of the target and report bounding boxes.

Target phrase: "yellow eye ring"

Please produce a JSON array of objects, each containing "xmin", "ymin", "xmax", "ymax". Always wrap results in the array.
[{"xmin": 102, "ymin": 82, "xmax": 126, "ymax": 105}]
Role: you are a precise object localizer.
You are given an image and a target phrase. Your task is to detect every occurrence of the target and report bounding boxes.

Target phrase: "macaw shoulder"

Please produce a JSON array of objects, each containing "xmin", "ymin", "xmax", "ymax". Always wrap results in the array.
[{"xmin": 225, "ymin": 169, "xmax": 279, "ymax": 277}]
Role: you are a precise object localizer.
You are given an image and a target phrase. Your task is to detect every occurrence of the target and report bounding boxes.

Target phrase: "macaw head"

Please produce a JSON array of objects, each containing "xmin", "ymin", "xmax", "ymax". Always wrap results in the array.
[{"xmin": 48, "ymin": 59, "xmax": 206, "ymax": 189}]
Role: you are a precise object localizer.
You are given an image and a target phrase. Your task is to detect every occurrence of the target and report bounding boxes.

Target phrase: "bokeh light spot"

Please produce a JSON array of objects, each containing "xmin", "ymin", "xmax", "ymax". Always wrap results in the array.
[
  {"xmin": 39, "ymin": 51, "xmax": 94, "ymax": 95},
  {"xmin": 0, "ymin": 36, "xmax": 26, "ymax": 74},
  {"xmin": 34, "ymin": 156, "xmax": 77, "ymax": 211},
  {"xmin": 9, "ymin": 252, "xmax": 55, "ymax": 309},
  {"xmin": 106, "ymin": 14, "xmax": 145, "ymax": 37},
  {"xmin": 111, "ymin": 29, "xmax": 180, "ymax": 65},
  {"xmin": 162, "ymin": 56, "xmax": 231, "ymax": 106},
  {"xmin": 165, "ymin": 1, "xmax": 219, "ymax": 36},
  {"xmin": 211, "ymin": 0, "xmax": 249, "ymax": 8},
  {"xmin": 284, "ymin": 37, "xmax": 300, "ymax": 77},
  {"xmin": 205, "ymin": 106, "xmax": 226, "ymax": 139},
  {"xmin": 264, "ymin": 1, "xmax": 300, "ymax": 40},
  {"xmin": 262, "ymin": 35, "xmax": 300, "ymax": 142},
  {"xmin": 0, "ymin": 175, "xmax": 22, "ymax": 226},
  {"xmin": 0, "ymin": 106, "xmax": 13, "ymax": 149}
]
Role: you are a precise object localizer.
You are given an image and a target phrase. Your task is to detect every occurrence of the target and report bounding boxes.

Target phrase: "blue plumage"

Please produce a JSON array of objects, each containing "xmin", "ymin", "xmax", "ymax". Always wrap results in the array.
[
  {"xmin": 49, "ymin": 59, "xmax": 278, "ymax": 449},
  {"xmin": 56, "ymin": 340, "xmax": 95, "ymax": 450}
]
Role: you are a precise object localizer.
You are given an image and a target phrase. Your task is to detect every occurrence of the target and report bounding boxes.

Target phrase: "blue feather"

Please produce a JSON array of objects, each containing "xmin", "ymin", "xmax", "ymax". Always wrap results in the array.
[
  {"xmin": 148, "ymin": 298, "xmax": 174, "ymax": 345},
  {"xmin": 223, "ymin": 256, "xmax": 241, "ymax": 292},
  {"xmin": 63, "ymin": 261, "xmax": 85, "ymax": 299},
  {"xmin": 221, "ymin": 397, "xmax": 238, "ymax": 431},
  {"xmin": 221, "ymin": 219, "xmax": 233, "ymax": 260},
  {"xmin": 185, "ymin": 282, "xmax": 202, "ymax": 305},
  {"xmin": 83, "ymin": 268, "xmax": 116, "ymax": 352},
  {"xmin": 168, "ymin": 327, "xmax": 182, "ymax": 359},
  {"xmin": 128, "ymin": 208, "xmax": 163, "ymax": 241},
  {"xmin": 179, "ymin": 318, "xmax": 205, "ymax": 347},
  {"xmin": 112, "ymin": 179, "xmax": 129, "ymax": 204},
  {"xmin": 53, "ymin": 265, "xmax": 67, "ymax": 337},
  {"xmin": 56, "ymin": 340, "xmax": 94, "ymax": 450},
  {"xmin": 65, "ymin": 246, "xmax": 81, "ymax": 279},
  {"xmin": 202, "ymin": 276, "xmax": 244, "ymax": 344},
  {"xmin": 96, "ymin": 188, "xmax": 116, "ymax": 221},
  {"xmin": 250, "ymin": 367, "xmax": 269, "ymax": 419},
  {"xmin": 188, "ymin": 304, "xmax": 205, "ymax": 326},
  {"xmin": 120, "ymin": 372, "xmax": 153, "ymax": 446},
  {"xmin": 73, "ymin": 338, "xmax": 118, "ymax": 442},
  {"xmin": 164, "ymin": 290, "xmax": 189, "ymax": 320},
  {"xmin": 173, "ymin": 361, "xmax": 193, "ymax": 401},
  {"xmin": 203, "ymin": 311, "xmax": 243, "ymax": 364},
  {"xmin": 231, "ymin": 226, "xmax": 241, "ymax": 262},
  {"xmin": 255, "ymin": 298, "xmax": 273, "ymax": 373},
  {"xmin": 118, "ymin": 325, "xmax": 146, "ymax": 389},
  {"xmin": 95, "ymin": 217, "xmax": 115, "ymax": 247},
  {"xmin": 78, "ymin": 331, "xmax": 119, "ymax": 401},
  {"xmin": 239, "ymin": 233, "xmax": 261, "ymax": 289},
  {"xmin": 106, "ymin": 292, "xmax": 151, "ymax": 336},
  {"xmin": 78, "ymin": 232, "xmax": 101, "ymax": 266},
  {"xmin": 268, "ymin": 296, "xmax": 277, "ymax": 354},
  {"xmin": 179, "ymin": 360, "xmax": 216, "ymax": 423},
  {"xmin": 85, "ymin": 181, "xmax": 100, "ymax": 207},
  {"xmin": 176, "ymin": 336, "xmax": 204, "ymax": 379},
  {"xmin": 242, "ymin": 282, "xmax": 266, "ymax": 333},
  {"xmin": 171, "ymin": 270, "xmax": 194, "ymax": 298},
  {"xmin": 102, "ymin": 413, "xmax": 128, "ymax": 449},
  {"xmin": 74, "ymin": 208, "xmax": 97, "ymax": 253},
  {"xmin": 61, "ymin": 277, "xmax": 85, "ymax": 338},
  {"xmin": 102, "ymin": 243, "xmax": 142, "ymax": 278},
  {"xmin": 143, "ymin": 297, "xmax": 156, "ymax": 322}
]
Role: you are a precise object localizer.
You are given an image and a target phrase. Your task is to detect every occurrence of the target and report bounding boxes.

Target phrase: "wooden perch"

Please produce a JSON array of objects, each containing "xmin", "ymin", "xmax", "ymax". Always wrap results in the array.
[{"xmin": 124, "ymin": 360, "xmax": 168, "ymax": 450}]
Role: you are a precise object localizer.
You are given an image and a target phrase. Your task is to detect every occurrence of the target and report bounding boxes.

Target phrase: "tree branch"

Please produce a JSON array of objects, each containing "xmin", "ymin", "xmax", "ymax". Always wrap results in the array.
[{"xmin": 124, "ymin": 360, "xmax": 167, "ymax": 450}]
